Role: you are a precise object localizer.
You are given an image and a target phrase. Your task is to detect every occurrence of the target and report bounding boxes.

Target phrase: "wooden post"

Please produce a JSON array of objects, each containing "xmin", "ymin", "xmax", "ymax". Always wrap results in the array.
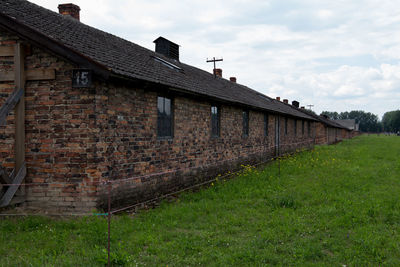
[
  {"xmin": 14, "ymin": 42, "xmax": 25, "ymax": 196},
  {"xmin": 107, "ymin": 181, "xmax": 111, "ymax": 267}
]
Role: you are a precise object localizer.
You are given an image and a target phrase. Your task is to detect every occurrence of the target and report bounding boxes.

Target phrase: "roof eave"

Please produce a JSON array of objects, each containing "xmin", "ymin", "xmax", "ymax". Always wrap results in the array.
[
  {"xmin": 0, "ymin": 13, "xmax": 111, "ymax": 80},
  {"xmin": 109, "ymin": 72, "xmax": 317, "ymax": 120}
]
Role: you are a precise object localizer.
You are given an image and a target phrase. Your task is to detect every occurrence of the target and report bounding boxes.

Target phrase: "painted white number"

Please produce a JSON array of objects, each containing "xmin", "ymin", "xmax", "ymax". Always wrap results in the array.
[
  {"xmin": 75, "ymin": 72, "xmax": 80, "ymax": 84},
  {"xmin": 73, "ymin": 70, "xmax": 91, "ymax": 87},
  {"xmin": 81, "ymin": 72, "xmax": 89, "ymax": 85}
]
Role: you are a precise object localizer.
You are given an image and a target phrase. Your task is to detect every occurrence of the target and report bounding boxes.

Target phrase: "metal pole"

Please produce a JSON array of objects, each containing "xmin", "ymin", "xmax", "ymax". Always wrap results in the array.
[
  {"xmin": 206, "ymin": 57, "xmax": 223, "ymax": 78},
  {"xmin": 213, "ymin": 57, "xmax": 216, "ymax": 72},
  {"xmin": 107, "ymin": 181, "xmax": 111, "ymax": 267},
  {"xmin": 278, "ymin": 116, "xmax": 280, "ymax": 177}
]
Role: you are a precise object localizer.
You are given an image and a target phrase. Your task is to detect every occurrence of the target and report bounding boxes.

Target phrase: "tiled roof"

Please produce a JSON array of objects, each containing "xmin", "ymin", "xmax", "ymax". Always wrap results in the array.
[
  {"xmin": 295, "ymin": 109, "xmax": 349, "ymax": 129},
  {"xmin": 0, "ymin": 0, "xmax": 315, "ymax": 120},
  {"xmin": 334, "ymin": 119, "xmax": 356, "ymax": 130}
]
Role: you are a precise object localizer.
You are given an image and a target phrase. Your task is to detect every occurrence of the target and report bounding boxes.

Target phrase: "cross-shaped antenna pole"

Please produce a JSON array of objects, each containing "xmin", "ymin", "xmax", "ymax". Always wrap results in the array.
[
  {"xmin": 307, "ymin": 104, "xmax": 314, "ymax": 110},
  {"xmin": 207, "ymin": 57, "xmax": 223, "ymax": 78}
]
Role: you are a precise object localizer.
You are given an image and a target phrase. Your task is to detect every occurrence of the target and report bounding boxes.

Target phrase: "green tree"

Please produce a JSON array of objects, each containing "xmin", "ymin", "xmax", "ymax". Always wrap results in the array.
[
  {"xmin": 344, "ymin": 110, "xmax": 381, "ymax": 132},
  {"xmin": 320, "ymin": 110, "xmax": 382, "ymax": 132},
  {"xmin": 382, "ymin": 110, "xmax": 400, "ymax": 132},
  {"xmin": 320, "ymin": 111, "xmax": 339, "ymax": 120}
]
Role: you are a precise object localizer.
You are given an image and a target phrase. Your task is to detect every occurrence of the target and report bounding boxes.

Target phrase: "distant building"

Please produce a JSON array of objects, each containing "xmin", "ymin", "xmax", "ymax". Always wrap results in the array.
[
  {"xmin": 0, "ymin": 0, "xmax": 355, "ymax": 213},
  {"xmin": 334, "ymin": 119, "xmax": 359, "ymax": 131}
]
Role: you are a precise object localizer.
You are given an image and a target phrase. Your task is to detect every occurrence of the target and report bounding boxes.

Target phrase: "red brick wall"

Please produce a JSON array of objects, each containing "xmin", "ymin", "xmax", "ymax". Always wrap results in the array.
[
  {"xmin": 327, "ymin": 128, "xmax": 338, "ymax": 144},
  {"xmin": 0, "ymin": 29, "xmax": 100, "ymax": 212},
  {"xmin": 92, "ymin": 83, "xmax": 279, "ymax": 207},
  {"xmin": 0, "ymin": 30, "xmax": 16, "ymax": 174},
  {"xmin": 315, "ymin": 122, "xmax": 327, "ymax": 145},
  {"xmin": 1, "ymin": 28, "xmax": 321, "ymax": 212},
  {"xmin": 277, "ymin": 116, "xmax": 315, "ymax": 154},
  {"xmin": 93, "ymin": 83, "xmax": 317, "ymax": 208}
]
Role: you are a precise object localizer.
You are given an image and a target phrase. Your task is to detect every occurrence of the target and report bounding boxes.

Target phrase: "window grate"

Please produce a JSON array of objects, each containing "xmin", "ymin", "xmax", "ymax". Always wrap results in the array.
[
  {"xmin": 211, "ymin": 106, "xmax": 220, "ymax": 137},
  {"xmin": 157, "ymin": 96, "xmax": 173, "ymax": 137},
  {"xmin": 264, "ymin": 113, "xmax": 269, "ymax": 136}
]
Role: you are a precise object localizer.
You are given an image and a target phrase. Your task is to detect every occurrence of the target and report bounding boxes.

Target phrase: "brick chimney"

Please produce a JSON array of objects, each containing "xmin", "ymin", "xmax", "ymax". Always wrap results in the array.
[
  {"xmin": 58, "ymin": 3, "xmax": 80, "ymax": 21},
  {"xmin": 276, "ymin": 97, "xmax": 280, "ymax": 101},
  {"xmin": 283, "ymin": 99, "xmax": 289, "ymax": 104},
  {"xmin": 153, "ymin": 37, "xmax": 180, "ymax": 61},
  {"xmin": 292, "ymin": 101, "xmax": 299, "ymax": 108},
  {"xmin": 213, "ymin": 68, "xmax": 222, "ymax": 78},
  {"xmin": 301, "ymin": 106, "xmax": 305, "ymax": 109},
  {"xmin": 229, "ymin": 77, "xmax": 236, "ymax": 83}
]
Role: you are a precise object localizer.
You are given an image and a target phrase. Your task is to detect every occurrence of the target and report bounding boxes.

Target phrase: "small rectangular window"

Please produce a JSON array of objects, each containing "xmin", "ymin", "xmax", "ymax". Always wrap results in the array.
[
  {"xmin": 302, "ymin": 120, "xmax": 305, "ymax": 135},
  {"xmin": 243, "ymin": 110, "xmax": 249, "ymax": 137},
  {"xmin": 211, "ymin": 105, "xmax": 220, "ymax": 137},
  {"xmin": 284, "ymin": 117, "xmax": 288, "ymax": 135},
  {"xmin": 308, "ymin": 121, "xmax": 311, "ymax": 137},
  {"xmin": 294, "ymin": 120, "xmax": 297, "ymax": 136},
  {"xmin": 157, "ymin": 96, "xmax": 173, "ymax": 137},
  {"xmin": 264, "ymin": 113, "xmax": 268, "ymax": 136}
]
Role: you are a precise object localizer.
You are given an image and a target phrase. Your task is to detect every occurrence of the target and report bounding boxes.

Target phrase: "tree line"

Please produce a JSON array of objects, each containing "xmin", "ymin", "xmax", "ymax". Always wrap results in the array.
[
  {"xmin": 382, "ymin": 110, "xmax": 400, "ymax": 133},
  {"xmin": 320, "ymin": 110, "xmax": 400, "ymax": 133}
]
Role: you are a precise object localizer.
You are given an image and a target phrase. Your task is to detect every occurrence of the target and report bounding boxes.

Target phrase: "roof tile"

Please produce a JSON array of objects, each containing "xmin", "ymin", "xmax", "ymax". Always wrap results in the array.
[{"xmin": 1, "ymin": 0, "xmax": 315, "ymax": 120}]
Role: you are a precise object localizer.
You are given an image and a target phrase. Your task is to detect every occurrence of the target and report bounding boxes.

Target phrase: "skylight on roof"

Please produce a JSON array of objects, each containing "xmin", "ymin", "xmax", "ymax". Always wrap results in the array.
[{"xmin": 152, "ymin": 56, "xmax": 182, "ymax": 72}]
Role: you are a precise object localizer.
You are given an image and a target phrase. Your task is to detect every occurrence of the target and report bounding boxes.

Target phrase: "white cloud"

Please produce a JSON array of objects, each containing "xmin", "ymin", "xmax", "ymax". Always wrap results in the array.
[
  {"xmin": 264, "ymin": 63, "xmax": 400, "ymax": 117},
  {"xmin": 316, "ymin": 9, "xmax": 334, "ymax": 19},
  {"xmin": 29, "ymin": 0, "xmax": 400, "ymax": 118}
]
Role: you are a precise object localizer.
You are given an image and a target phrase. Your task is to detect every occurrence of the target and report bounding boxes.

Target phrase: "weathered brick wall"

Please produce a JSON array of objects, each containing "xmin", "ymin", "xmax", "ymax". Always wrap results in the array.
[
  {"xmin": 341, "ymin": 129, "xmax": 350, "ymax": 140},
  {"xmin": 277, "ymin": 116, "xmax": 315, "ymax": 154},
  {"xmin": 92, "ymin": 83, "xmax": 277, "ymax": 207},
  {"xmin": 315, "ymin": 122, "xmax": 328, "ymax": 145},
  {"xmin": 1, "ymin": 27, "xmax": 321, "ymax": 213},
  {"xmin": 94, "ymin": 82, "xmax": 317, "ymax": 208},
  {"xmin": 327, "ymin": 128, "xmax": 338, "ymax": 144},
  {"xmin": 0, "ymin": 29, "xmax": 101, "ymax": 212},
  {"xmin": 0, "ymin": 30, "xmax": 16, "ymax": 175}
]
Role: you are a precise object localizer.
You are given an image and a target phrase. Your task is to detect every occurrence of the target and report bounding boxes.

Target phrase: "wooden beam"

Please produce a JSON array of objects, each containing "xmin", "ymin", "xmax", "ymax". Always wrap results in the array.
[
  {"xmin": 0, "ymin": 71, "xmax": 13, "ymax": 81},
  {"xmin": 26, "ymin": 68, "xmax": 55, "ymax": 81},
  {"xmin": 0, "ymin": 68, "xmax": 55, "ymax": 82},
  {"xmin": 0, "ymin": 46, "xmax": 14, "ymax": 57},
  {"xmin": 0, "ymin": 162, "xmax": 26, "ymax": 207},
  {"xmin": 0, "ymin": 45, "xmax": 31, "ymax": 57},
  {"xmin": 0, "ymin": 88, "xmax": 23, "ymax": 126},
  {"xmin": 14, "ymin": 42, "xmax": 25, "ymax": 198}
]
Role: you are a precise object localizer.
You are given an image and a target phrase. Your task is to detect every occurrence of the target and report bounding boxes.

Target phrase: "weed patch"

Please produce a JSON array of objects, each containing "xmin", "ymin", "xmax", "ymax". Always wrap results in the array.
[{"xmin": 1, "ymin": 135, "xmax": 400, "ymax": 266}]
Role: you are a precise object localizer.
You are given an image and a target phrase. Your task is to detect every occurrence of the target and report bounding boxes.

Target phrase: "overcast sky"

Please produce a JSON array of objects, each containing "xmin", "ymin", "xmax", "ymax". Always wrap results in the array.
[{"xmin": 30, "ymin": 0, "xmax": 400, "ymax": 118}]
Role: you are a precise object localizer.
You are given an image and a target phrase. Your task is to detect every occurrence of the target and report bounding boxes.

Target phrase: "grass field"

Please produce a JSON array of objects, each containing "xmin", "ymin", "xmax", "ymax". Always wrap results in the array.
[{"xmin": 1, "ymin": 135, "xmax": 400, "ymax": 266}]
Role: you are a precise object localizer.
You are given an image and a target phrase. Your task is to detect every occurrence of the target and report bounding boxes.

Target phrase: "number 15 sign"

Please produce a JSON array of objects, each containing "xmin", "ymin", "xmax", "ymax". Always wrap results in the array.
[{"xmin": 72, "ymin": 69, "xmax": 92, "ymax": 88}]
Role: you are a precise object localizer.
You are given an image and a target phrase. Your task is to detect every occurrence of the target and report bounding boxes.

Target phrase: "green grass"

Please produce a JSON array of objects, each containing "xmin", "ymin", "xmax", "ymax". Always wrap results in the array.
[{"xmin": 1, "ymin": 135, "xmax": 400, "ymax": 266}]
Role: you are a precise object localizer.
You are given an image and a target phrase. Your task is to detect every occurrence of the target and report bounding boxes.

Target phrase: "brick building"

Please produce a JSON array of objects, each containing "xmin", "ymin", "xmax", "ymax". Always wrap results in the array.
[
  {"xmin": 289, "ymin": 106, "xmax": 356, "ymax": 145},
  {"xmin": 0, "ymin": 0, "xmax": 353, "ymax": 212}
]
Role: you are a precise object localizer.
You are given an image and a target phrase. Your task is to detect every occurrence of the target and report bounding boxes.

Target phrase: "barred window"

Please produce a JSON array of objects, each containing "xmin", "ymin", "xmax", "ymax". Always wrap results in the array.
[
  {"xmin": 243, "ymin": 110, "xmax": 249, "ymax": 137},
  {"xmin": 308, "ymin": 121, "xmax": 311, "ymax": 137},
  {"xmin": 211, "ymin": 105, "xmax": 220, "ymax": 137},
  {"xmin": 157, "ymin": 96, "xmax": 173, "ymax": 137},
  {"xmin": 264, "ymin": 113, "xmax": 269, "ymax": 136}
]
